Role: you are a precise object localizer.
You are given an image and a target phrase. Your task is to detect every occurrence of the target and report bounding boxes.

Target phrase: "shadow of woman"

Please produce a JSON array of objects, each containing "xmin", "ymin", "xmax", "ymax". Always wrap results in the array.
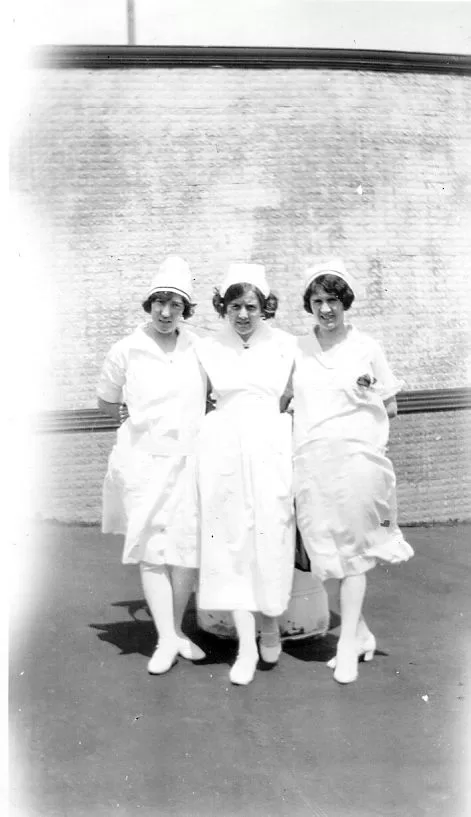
[
  {"xmin": 91, "ymin": 601, "xmax": 383, "ymax": 668},
  {"xmin": 89, "ymin": 597, "xmax": 236, "ymax": 665},
  {"xmin": 282, "ymin": 611, "xmax": 387, "ymax": 665},
  {"xmin": 282, "ymin": 631, "xmax": 339, "ymax": 664},
  {"xmin": 89, "ymin": 600, "xmax": 155, "ymax": 657}
]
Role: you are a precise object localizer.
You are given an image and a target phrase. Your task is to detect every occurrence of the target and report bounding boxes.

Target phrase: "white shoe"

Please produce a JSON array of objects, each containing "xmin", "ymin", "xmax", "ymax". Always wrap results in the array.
[
  {"xmin": 229, "ymin": 652, "xmax": 258, "ymax": 686},
  {"xmin": 359, "ymin": 631, "xmax": 376, "ymax": 662},
  {"xmin": 327, "ymin": 631, "xmax": 376, "ymax": 670},
  {"xmin": 147, "ymin": 642, "xmax": 179, "ymax": 675},
  {"xmin": 176, "ymin": 637, "xmax": 206, "ymax": 662},
  {"xmin": 332, "ymin": 641, "xmax": 359, "ymax": 685}
]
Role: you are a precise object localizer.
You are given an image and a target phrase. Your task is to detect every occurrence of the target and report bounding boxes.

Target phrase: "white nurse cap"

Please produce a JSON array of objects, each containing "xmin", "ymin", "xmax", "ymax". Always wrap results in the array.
[
  {"xmin": 220, "ymin": 263, "xmax": 270, "ymax": 298},
  {"xmin": 304, "ymin": 257, "xmax": 356, "ymax": 296},
  {"xmin": 145, "ymin": 256, "xmax": 193, "ymax": 302}
]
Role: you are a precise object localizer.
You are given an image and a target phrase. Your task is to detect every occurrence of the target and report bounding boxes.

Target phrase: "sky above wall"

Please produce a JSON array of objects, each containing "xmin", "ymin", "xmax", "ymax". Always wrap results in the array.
[{"xmin": 12, "ymin": 0, "xmax": 471, "ymax": 55}]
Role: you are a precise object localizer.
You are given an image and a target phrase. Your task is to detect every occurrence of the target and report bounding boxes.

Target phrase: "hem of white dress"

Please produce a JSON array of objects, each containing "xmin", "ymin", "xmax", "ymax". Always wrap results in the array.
[
  {"xmin": 309, "ymin": 555, "xmax": 377, "ymax": 581},
  {"xmin": 306, "ymin": 530, "xmax": 414, "ymax": 581},
  {"xmin": 102, "ymin": 521, "xmax": 126, "ymax": 536},
  {"xmin": 122, "ymin": 555, "xmax": 199, "ymax": 568},
  {"xmin": 198, "ymin": 600, "xmax": 288, "ymax": 616}
]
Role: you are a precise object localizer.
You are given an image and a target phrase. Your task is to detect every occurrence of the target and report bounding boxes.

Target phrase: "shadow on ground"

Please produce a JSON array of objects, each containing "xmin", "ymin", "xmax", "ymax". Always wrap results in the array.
[
  {"xmin": 89, "ymin": 601, "xmax": 378, "ymax": 667},
  {"xmin": 12, "ymin": 522, "xmax": 470, "ymax": 817}
]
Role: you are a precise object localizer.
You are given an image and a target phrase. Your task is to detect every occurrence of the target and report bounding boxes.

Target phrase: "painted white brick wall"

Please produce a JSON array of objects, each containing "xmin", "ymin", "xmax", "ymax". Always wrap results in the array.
[
  {"xmin": 11, "ymin": 66, "xmax": 471, "ymax": 523},
  {"xmin": 31, "ymin": 409, "xmax": 471, "ymax": 526}
]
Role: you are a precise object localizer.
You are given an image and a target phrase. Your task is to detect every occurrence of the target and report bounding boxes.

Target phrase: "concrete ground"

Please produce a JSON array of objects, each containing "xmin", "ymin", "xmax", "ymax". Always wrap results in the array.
[{"xmin": 9, "ymin": 522, "xmax": 470, "ymax": 817}]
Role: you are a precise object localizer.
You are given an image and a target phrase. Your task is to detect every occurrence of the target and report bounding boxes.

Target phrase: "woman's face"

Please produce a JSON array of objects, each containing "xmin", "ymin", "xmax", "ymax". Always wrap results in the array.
[
  {"xmin": 310, "ymin": 285, "xmax": 345, "ymax": 333},
  {"xmin": 150, "ymin": 293, "xmax": 185, "ymax": 335},
  {"xmin": 226, "ymin": 289, "xmax": 262, "ymax": 340}
]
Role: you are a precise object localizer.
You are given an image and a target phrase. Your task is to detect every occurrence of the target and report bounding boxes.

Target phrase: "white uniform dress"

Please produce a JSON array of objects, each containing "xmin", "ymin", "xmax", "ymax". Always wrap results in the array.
[
  {"xmin": 195, "ymin": 323, "xmax": 296, "ymax": 616},
  {"xmin": 293, "ymin": 325, "xmax": 414, "ymax": 580},
  {"xmin": 97, "ymin": 323, "xmax": 207, "ymax": 567}
]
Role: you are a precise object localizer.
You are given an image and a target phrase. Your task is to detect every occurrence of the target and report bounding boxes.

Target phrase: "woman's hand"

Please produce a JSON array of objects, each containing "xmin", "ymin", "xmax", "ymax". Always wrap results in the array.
[
  {"xmin": 97, "ymin": 397, "xmax": 129, "ymax": 424},
  {"xmin": 205, "ymin": 394, "xmax": 217, "ymax": 414},
  {"xmin": 384, "ymin": 396, "xmax": 398, "ymax": 418},
  {"xmin": 354, "ymin": 375, "xmax": 398, "ymax": 417},
  {"xmin": 205, "ymin": 378, "xmax": 216, "ymax": 414},
  {"xmin": 353, "ymin": 373, "xmax": 377, "ymax": 402},
  {"xmin": 118, "ymin": 404, "xmax": 129, "ymax": 424},
  {"xmin": 356, "ymin": 374, "xmax": 377, "ymax": 389}
]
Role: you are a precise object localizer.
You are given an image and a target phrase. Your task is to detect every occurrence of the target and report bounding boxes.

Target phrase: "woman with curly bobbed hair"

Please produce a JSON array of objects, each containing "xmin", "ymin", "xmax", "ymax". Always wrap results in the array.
[
  {"xmin": 97, "ymin": 256, "xmax": 207, "ymax": 676},
  {"xmin": 195, "ymin": 263, "xmax": 296, "ymax": 685},
  {"xmin": 293, "ymin": 258, "xmax": 414, "ymax": 684}
]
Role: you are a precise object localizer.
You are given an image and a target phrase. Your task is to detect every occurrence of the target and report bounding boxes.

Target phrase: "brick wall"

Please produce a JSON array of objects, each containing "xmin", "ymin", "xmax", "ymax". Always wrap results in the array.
[
  {"xmin": 11, "ymin": 65, "xmax": 471, "ymax": 522},
  {"xmin": 31, "ymin": 408, "xmax": 471, "ymax": 526}
]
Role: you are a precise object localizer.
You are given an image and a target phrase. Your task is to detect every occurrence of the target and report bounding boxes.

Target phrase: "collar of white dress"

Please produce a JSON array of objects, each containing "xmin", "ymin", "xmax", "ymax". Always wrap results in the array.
[{"xmin": 220, "ymin": 321, "xmax": 271, "ymax": 350}]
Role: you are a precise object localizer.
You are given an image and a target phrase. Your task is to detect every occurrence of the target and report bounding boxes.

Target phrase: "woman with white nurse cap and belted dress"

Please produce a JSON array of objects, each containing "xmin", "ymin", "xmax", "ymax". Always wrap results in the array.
[
  {"xmin": 97, "ymin": 256, "xmax": 207, "ymax": 675},
  {"xmin": 292, "ymin": 257, "xmax": 414, "ymax": 684},
  {"xmin": 195, "ymin": 263, "xmax": 296, "ymax": 685}
]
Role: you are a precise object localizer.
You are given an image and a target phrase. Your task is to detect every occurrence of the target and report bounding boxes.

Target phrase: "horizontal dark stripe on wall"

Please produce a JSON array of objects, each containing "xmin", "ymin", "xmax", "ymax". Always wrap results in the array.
[
  {"xmin": 32, "ymin": 45, "xmax": 471, "ymax": 76},
  {"xmin": 33, "ymin": 388, "xmax": 471, "ymax": 434}
]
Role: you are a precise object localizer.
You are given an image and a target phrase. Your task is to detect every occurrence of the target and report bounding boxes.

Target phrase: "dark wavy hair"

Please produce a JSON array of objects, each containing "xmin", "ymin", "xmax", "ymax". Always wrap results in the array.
[
  {"xmin": 142, "ymin": 291, "xmax": 195, "ymax": 319},
  {"xmin": 303, "ymin": 274, "xmax": 355, "ymax": 314},
  {"xmin": 212, "ymin": 283, "xmax": 278, "ymax": 319}
]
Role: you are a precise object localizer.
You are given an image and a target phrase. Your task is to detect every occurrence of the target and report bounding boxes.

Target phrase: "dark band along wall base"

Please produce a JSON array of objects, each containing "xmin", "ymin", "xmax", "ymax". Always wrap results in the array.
[
  {"xmin": 33, "ymin": 45, "xmax": 471, "ymax": 75},
  {"xmin": 32, "ymin": 389, "xmax": 471, "ymax": 434}
]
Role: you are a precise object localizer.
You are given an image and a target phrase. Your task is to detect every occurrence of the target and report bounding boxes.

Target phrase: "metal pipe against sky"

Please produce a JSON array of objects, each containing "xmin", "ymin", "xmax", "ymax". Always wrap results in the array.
[{"xmin": 127, "ymin": 0, "xmax": 136, "ymax": 45}]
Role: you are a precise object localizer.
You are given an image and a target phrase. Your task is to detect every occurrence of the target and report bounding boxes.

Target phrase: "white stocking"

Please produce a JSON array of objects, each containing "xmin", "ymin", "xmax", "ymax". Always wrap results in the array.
[
  {"xmin": 232, "ymin": 610, "xmax": 258, "ymax": 658},
  {"xmin": 338, "ymin": 573, "xmax": 367, "ymax": 645},
  {"xmin": 230, "ymin": 609, "xmax": 258, "ymax": 685},
  {"xmin": 140, "ymin": 563, "xmax": 176, "ymax": 645},
  {"xmin": 170, "ymin": 566, "xmax": 198, "ymax": 638}
]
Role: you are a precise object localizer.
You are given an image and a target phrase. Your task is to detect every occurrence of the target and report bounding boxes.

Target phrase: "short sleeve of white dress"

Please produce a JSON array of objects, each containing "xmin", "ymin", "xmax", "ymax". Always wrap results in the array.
[
  {"xmin": 97, "ymin": 340, "xmax": 128, "ymax": 403},
  {"xmin": 369, "ymin": 338, "xmax": 403, "ymax": 401}
]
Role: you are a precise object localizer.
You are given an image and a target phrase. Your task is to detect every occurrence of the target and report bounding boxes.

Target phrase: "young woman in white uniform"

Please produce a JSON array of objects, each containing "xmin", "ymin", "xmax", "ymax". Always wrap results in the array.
[
  {"xmin": 292, "ymin": 258, "xmax": 414, "ymax": 684},
  {"xmin": 195, "ymin": 264, "xmax": 296, "ymax": 686},
  {"xmin": 97, "ymin": 257, "xmax": 207, "ymax": 675}
]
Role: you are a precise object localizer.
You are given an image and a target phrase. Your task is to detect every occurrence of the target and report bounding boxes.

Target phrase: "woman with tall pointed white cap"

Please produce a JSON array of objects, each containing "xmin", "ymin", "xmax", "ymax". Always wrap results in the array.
[
  {"xmin": 292, "ymin": 257, "xmax": 414, "ymax": 684},
  {"xmin": 194, "ymin": 263, "xmax": 296, "ymax": 685},
  {"xmin": 97, "ymin": 256, "xmax": 207, "ymax": 674}
]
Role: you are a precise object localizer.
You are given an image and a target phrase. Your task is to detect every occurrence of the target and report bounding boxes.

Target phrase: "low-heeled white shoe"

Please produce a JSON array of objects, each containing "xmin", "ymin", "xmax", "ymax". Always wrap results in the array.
[
  {"xmin": 332, "ymin": 642, "xmax": 359, "ymax": 685},
  {"xmin": 176, "ymin": 637, "xmax": 206, "ymax": 662},
  {"xmin": 360, "ymin": 632, "xmax": 376, "ymax": 662},
  {"xmin": 229, "ymin": 652, "xmax": 258, "ymax": 686},
  {"xmin": 327, "ymin": 632, "xmax": 376, "ymax": 670},
  {"xmin": 259, "ymin": 633, "xmax": 282, "ymax": 665},
  {"xmin": 148, "ymin": 642, "xmax": 179, "ymax": 675}
]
